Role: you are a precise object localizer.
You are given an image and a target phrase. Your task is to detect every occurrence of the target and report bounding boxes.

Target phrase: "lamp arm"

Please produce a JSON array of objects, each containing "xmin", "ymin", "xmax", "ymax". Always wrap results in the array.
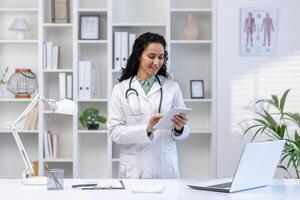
[
  {"xmin": 13, "ymin": 94, "xmax": 40, "ymax": 127},
  {"xmin": 11, "ymin": 127, "xmax": 34, "ymax": 176},
  {"xmin": 10, "ymin": 93, "xmax": 41, "ymax": 177}
]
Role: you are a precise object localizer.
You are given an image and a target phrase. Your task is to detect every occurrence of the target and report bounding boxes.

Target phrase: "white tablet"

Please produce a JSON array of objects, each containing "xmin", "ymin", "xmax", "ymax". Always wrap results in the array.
[{"xmin": 154, "ymin": 108, "xmax": 192, "ymax": 130}]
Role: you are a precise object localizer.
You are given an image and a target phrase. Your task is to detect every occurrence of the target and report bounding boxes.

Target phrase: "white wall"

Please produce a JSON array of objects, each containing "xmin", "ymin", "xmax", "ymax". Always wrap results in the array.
[{"xmin": 216, "ymin": 0, "xmax": 300, "ymax": 178}]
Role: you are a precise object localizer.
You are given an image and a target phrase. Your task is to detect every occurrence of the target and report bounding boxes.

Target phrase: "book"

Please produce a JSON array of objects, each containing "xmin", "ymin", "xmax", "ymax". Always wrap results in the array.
[
  {"xmin": 52, "ymin": 134, "xmax": 59, "ymax": 159},
  {"xmin": 66, "ymin": 73, "xmax": 73, "ymax": 99}
]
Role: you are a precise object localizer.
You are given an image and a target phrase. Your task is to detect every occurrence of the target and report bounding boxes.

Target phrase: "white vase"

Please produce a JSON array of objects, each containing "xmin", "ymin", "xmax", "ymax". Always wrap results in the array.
[{"xmin": 181, "ymin": 13, "xmax": 198, "ymax": 40}]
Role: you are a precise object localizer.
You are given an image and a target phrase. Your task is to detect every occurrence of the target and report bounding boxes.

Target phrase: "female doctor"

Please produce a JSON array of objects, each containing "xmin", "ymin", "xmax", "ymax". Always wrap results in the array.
[{"xmin": 108, "ymin": 32, "xmax": 190, "ymax": 179}]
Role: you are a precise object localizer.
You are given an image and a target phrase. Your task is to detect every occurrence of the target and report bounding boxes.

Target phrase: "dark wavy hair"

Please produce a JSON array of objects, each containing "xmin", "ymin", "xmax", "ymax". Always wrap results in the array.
[{"xmin": 119, "ymin": 32, "xmax": 168, "ymax": 82}]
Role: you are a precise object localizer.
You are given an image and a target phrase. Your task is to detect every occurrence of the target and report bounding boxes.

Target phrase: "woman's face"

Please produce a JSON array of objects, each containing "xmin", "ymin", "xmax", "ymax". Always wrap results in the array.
[{"xmin": 137, "ymin": 42, "xmax": 165, "ymax": 79}]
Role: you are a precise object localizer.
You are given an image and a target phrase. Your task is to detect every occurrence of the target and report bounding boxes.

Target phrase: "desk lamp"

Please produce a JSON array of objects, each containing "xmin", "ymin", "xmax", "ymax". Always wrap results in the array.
[{"xmin": 9, "ymin": 90, "xmax": 77, "ymax": 185}]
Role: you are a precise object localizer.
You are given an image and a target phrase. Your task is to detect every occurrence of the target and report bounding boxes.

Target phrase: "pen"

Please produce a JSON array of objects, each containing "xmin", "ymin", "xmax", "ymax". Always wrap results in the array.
[{"xmin": 72, "ymin": 183, "xmax": 98, "ymax": 188}]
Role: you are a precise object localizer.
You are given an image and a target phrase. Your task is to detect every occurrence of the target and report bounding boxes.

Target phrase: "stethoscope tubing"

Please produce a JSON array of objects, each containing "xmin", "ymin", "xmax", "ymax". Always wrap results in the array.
[{"xmin": 126, "ymin": 75, "xmax": 163, "ymax": 113}]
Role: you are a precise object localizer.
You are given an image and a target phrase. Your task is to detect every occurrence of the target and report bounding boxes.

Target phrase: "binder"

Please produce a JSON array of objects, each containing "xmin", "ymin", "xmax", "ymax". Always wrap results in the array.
[
  {"xmin": 78, "ymin": 61, "xmax": 85, "ymax": 99},
  {"xmin": 66, "ymin": 73, "xmax": 73, "ymax": 99},
  {"xmin": 52, "ymin": 45, "xmax": 60, "ymax": 70},
  {"xmin": 84, "ymin": 61, "xmax": 91, "ymax": 99},
  {"xmin": 113, "ymin": 32, "xmax": 121, "ymax": 70},
  {"xmin": 43, "ymin": 42, "xmax": 47, "ymax": 69},
  {"xmin": 129, "ymin": 33, "xmax": 136, "ymax": 55},
  {"xmin": 121, "ymin": 32, "xmax": 128, "ymax": 69},
  {"xmin": 46, "ymin": 41, "xmax": 53, "ymax": 69},
  {"xmin": 59, "ymin": 72, "xmax": 66, "ymax": 99}
]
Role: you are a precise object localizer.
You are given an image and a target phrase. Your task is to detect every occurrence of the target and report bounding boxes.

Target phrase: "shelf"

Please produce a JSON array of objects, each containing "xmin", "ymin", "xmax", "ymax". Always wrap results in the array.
[
  {"xmin": 43, "ymin": 69, "xmax": 73, "ymax": 73},
  {"xmin": 112, "ymin": 158, "xmax": 120, "ymax": 162},
  {"xmin": 78, "ymin": 98, "xmax": 108, "ymax": 102},
  {"xmin": 171, "ymin": 40, "xmax": 212, "ymax": 44},
  {"xmin": 0, "ymin": 98, "xmax": 33, "ymax": 102},
  {"xmin": 78, "ymin": 130, "xmax": 107, "ymax": 134},
  {"xmin": 43, "ymin": 158, "xmax": 73, "ymax": 162},
  {"xmin": 0, "ymin": 129, "xmax": 38, "ymax": 133},
  {"xmin": 190, "ymin": 129, "xmax": 212, "ymax": 134},
  {"xmin": 0, "ymin": 8, "xmax": 38, "ymax": 12},
  {"xmin": 171, "ymin": 8, "xmax": 212, "ymax": 13},
  {"xmin": 0, "ymin": 40, "xmax": 38, "ymax": 44},
  {"xmin": 184, "ymin": 98, "xmax": 212, "ymax": 102},
  {"xmin": 112, "ymin": 23, "xmax": 166, "ymax": 27},
  {"xmin": 43, "ymin": 23, "xmax": 73, "ymax": 28},
  {"xmin": 78, "ymin": 40, "xmax": 108, "ymax": 44},
  {"xmin": 78, "ymin": 8, "xmax": 108, "ymax": 13}
]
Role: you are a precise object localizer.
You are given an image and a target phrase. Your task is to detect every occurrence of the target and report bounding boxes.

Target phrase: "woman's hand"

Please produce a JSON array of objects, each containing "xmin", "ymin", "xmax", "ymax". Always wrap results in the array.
[
  {"xmin": 146, "ymin": 114, "xmax": 163, "ymax": 133},
  {"xmin": 171, "ymin": 113, "xmax": 187, "ymax": 131}
]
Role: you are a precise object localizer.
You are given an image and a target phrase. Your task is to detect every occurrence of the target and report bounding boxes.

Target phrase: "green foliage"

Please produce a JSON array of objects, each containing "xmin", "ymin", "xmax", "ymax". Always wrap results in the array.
[
  {"xmin": 79, "ymin": 107, "xmax": 107, "ymax": 128},
  {"xmin": 243, "ymin": 89, "xmax": 300, "ymax": 178}
]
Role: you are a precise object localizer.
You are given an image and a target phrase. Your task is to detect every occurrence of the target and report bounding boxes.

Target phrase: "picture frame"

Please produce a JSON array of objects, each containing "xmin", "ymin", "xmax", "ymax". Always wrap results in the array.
[
  {"xmin": 79, "ymin": 15, "xmax": 100, "ymax": 40},
  {"xmin": 51, "ymin": 0, "xmax": 70, "ymax": 23},
  {"xmin": 190, "ymin": 80, "xmax": 204, "ymax": 99}
]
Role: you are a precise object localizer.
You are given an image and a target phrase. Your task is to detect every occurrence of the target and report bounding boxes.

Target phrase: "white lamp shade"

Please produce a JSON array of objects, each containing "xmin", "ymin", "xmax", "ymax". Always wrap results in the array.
[
  {"xmin": 9, "ymin": 18, "xmax": 30, "ymax": 31},
  {"xmin": 54, "ymin": 99, "xmax": 77, "ymax": 115}
]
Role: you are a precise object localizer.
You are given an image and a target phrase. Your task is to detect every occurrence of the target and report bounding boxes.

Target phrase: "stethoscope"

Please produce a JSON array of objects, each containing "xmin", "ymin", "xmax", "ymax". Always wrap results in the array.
[{"xmin": 125, "ymin": 75, "xmax": 163, "ymax": 116}]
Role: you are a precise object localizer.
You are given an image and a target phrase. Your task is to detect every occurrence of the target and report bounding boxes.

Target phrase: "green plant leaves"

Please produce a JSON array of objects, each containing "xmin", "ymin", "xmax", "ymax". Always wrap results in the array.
[
  {"xmin": 79, "ymin": 107, "xmax": 107, "ymax": 128},
  {"xmin": 242, "ymin": 89, "xmax": 300, "ymax": 178}
]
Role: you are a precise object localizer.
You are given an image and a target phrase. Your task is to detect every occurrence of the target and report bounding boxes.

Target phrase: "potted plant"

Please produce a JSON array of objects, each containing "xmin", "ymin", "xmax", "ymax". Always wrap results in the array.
[
  {"xmin": 242, "ymin": 89, "xmax": 300, "ymax": 178},
  {"xmin": 79, "ymin": 107, "xmax": 107, "ymax": 130}
]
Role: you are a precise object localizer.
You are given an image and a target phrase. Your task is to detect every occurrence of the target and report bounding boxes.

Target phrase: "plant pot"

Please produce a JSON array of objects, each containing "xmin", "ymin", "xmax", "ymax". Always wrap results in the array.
[{"xmin": 87, "ymin": 122, "xmax": 99, "ymax": 130}]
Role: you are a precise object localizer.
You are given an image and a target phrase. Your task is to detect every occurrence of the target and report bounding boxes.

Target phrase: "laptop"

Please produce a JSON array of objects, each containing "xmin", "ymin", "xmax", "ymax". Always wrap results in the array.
[{"xmin": 188, "ymin": 140, "xmax": 285, "ymax": 193}]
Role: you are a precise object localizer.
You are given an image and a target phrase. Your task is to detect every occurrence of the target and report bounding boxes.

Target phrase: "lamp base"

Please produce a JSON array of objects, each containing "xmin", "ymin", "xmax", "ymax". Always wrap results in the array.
[
  {"xmin": 22, "ymin": 176, "xmax": 47, "ymax": 185},
  {"xmin": 15, "ymin": 31, "xmax": 25, "ymax": 40}
]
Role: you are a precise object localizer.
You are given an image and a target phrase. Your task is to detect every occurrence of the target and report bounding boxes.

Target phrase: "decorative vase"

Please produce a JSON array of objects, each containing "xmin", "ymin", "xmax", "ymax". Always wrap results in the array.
[{"xmin": 181, "ymin": 13, "xmax": 198, "ymax": 40}]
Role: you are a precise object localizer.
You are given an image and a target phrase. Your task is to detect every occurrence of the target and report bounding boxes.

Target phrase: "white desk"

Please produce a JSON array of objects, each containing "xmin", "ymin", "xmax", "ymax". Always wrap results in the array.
[{"xmin": 0, "ymin": 179, "xmax": 299, "ymax": 200}]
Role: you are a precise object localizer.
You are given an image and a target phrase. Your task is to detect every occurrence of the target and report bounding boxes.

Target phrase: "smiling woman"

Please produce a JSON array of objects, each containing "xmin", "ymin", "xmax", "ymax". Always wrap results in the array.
[{"xmin": 107, "ymin": 32, "xmax": 191, "ymax": 179}]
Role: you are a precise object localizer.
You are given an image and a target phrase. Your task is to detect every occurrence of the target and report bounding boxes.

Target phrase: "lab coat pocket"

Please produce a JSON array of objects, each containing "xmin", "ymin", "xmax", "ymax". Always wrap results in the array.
[
  {"xmin": 119, "ymin": 153, "xmax": 138, "ymax": 178},
  {"xmin": 160, "ymin": 153, "xmax": 179, "ymax": 179}
]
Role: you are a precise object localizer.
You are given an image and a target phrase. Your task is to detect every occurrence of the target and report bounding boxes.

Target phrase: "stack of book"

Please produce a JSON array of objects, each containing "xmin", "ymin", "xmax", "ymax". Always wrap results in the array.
[
  {"xmin": 23, "ymin": 106, "xmax": 39, "ymax": 130},
  {"xmin": 44, "ymin": 130, "xmax": 59, "ymax": 159}
]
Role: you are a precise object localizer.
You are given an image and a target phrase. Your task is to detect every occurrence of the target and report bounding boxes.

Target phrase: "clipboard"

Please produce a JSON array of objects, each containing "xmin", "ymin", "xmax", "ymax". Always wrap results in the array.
[{"xmin": 72, "ymin": 180, "xmax": 125, "ymax": 190}]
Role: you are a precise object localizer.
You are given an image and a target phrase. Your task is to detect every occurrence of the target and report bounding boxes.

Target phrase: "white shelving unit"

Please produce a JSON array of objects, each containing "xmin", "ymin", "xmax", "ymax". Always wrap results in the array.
[{"xmin": 0, "ymin": 0, "xmax": 216, "ymax": 179}]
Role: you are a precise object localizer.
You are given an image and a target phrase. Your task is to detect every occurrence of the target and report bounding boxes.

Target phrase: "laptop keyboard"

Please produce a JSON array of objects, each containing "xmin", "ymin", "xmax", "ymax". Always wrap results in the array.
[{"xmin": 209, "ymin": 182, "xmax": 232, "ymax": 188}]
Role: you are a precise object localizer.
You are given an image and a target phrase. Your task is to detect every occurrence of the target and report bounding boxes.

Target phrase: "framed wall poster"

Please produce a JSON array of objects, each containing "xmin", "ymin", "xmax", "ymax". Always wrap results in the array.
[
  {"xmin": 240, "ymin": 8, "xmax": 278, "ymax": 56},
  {"xmin": 51, "ymin": 0, "xmax": 70, "ymax": 23},
  {"xmin": 190, "ymin": 80, "xmax": 204, "ymax": 99},
  {"xmin": 79, "ymin": 15, "xmax": 100, "ymax": 40}
]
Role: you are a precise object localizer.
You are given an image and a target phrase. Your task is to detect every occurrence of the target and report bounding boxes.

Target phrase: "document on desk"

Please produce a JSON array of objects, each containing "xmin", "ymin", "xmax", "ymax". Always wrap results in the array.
[{"xmin": 73, "ymin": 180, "xmax": 125, "ymax": 190}]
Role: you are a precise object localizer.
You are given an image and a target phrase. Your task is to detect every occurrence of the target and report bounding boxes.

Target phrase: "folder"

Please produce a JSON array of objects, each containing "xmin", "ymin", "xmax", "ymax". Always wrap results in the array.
[
  {"xmin": 59, "ymin": 72, "xmax": 66, "ymax": 99},
  {"xmin": 84, "ymin": 61, "xmax": 91, "ymax": 99},
  {"xmin": 121, "ymin": 32, "xmax": 128, "ymax": 69},
  {"xmin": 129, "ymin": 33, "xmax": 136, "ymax": 55},
  {"xmin": 114, "ymin": 32, "xmax": 121, "ymax": 70},
  {"xmin": 66, "ymin": 73, "xmax": 73, "ymax": 99},
  {"xmin": 78, "ymin": 61, "xmax": 85, "ymax": 99}
]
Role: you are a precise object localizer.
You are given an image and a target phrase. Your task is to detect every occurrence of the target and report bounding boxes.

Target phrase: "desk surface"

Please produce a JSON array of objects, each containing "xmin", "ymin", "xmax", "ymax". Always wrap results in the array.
[{"xmin": 0, "ymin": 179, "xmax": 299, "ymax": 200}]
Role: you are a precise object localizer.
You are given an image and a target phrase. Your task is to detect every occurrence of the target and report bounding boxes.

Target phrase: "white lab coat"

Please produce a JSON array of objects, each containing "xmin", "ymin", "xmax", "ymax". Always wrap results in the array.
[{"xmin": 108, "ymin": 75, "xmax": 190, "ymax": 179}]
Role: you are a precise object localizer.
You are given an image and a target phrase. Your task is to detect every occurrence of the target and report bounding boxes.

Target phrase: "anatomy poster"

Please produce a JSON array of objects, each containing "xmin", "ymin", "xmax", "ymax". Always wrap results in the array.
[{"xmin": 240, "ymin": 8, "xmax": 278, "ymax": 56}]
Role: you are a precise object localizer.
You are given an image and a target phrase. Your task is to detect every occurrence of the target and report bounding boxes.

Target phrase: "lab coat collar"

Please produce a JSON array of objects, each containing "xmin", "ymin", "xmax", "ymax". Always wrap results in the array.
[
  {"xmin": 131, "ymin": 76, "xmax": 148, "ymax": 100},
  {"xmin": 147, "ymin": 77, "xmax": 162, "ymax": 97},
  {"xmin": 131, "ymin": 75, "xmax": 164, "ymax": 99}
]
